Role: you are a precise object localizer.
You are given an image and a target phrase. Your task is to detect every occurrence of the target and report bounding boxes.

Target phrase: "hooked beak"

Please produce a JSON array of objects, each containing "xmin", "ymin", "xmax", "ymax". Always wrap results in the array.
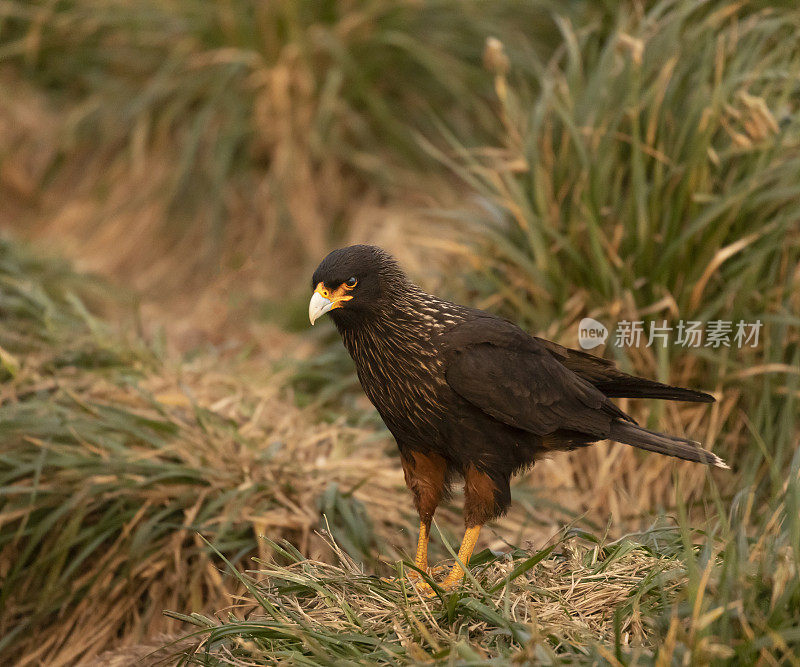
[{"xmin": 309, "ymin": 282, "xmax": 352, "ymax": 325}]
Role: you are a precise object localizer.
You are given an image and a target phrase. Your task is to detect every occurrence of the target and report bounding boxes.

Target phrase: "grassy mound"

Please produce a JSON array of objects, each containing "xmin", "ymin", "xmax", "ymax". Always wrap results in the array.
[{"xmin": 169, "ymin": 532, "xmax": 687, "ymax": 664}]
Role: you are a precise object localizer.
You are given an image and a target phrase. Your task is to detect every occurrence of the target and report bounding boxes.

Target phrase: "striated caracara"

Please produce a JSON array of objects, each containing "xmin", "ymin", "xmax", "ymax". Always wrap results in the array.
[{"xmin": 308, "ymin": 245, "xmax": 727, "ymax": 592}]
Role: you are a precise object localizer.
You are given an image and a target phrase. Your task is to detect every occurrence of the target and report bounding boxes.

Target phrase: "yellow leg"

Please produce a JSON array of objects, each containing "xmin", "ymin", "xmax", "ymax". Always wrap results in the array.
[
  {"xmin": 414, "ymin": 521, "xmax": 429, "ymax": 571},
  {"xmin": 438, "ymin": 524, "xmax": 482, "ymax": 590}
]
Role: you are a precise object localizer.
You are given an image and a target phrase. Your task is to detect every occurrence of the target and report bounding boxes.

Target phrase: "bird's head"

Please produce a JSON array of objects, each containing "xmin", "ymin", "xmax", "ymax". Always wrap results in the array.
[{"xmin": 309, "ymin": 245, "xmax": 406, "ymax": 327}]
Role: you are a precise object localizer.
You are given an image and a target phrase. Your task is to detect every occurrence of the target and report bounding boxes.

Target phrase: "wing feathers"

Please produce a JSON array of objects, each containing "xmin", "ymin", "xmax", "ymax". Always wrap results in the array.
[
  {"xmin": 445, "ymin": 336, "xmax": 632, "ymax": 438},
  {"xmin": 534, "ymin": 337, "xmax": 715, "ymax": 403}
]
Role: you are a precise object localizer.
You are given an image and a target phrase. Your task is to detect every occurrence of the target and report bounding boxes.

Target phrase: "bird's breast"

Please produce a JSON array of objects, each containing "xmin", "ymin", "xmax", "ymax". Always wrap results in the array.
[{"xmin": 343, "ymin": 327, "xmax": 451, "ymax": 440}]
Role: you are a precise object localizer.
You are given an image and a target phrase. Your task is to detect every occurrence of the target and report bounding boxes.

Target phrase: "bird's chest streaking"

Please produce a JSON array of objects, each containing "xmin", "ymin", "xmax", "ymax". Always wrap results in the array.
[{"xmin": 339, "ymin": 302, "xmax": 463, "ymax": 444}]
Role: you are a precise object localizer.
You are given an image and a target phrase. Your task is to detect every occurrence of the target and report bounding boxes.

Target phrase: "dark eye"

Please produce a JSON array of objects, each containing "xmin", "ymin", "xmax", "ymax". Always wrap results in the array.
[{"xmin": 345, "ymin": 276, "xmax": 358, "ymax": 287}]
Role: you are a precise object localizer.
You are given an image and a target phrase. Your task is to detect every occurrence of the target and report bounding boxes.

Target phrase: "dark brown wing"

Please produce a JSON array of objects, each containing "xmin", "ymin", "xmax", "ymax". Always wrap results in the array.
[
  {"xmin": 441, "ymin": 317, "xmax": 634, "ymax": 438},
  {"xmin": 534, "ymin": 338, "xmax": 715, "ymax": 403}
]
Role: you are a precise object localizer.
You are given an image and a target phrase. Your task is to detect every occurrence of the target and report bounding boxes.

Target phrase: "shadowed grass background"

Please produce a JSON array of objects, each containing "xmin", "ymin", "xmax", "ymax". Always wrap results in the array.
[{"xmin": 0, "ymin": 0, "xmax": 798, "ymax": 664}]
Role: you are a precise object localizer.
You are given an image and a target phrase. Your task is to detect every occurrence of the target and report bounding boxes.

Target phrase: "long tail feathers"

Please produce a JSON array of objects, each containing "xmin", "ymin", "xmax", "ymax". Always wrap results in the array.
[
  {"xmin": 609, "ymin": 421, "xmax": 729, "ymax": 469},
  {"xmin": 597, "ymin": 379, "xmax": 715, "ymax": 403}
]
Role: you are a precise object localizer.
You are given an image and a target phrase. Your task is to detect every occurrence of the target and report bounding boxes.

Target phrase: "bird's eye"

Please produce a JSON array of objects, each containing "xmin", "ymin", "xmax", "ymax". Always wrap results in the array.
[{"xmin": 345, "ymin": 277, "xmax": 358, "ymax": 288}]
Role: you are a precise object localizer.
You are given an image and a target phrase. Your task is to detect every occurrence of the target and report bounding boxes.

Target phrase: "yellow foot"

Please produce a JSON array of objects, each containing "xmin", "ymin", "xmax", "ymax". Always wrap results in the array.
[
  {"xmin": 412, "ymin": 524, "xmax": 482, "ymax": 597},
  {"xmin": 409, "ymin": 567, "xmax": 467, "ymax": 597},
  {"xmin": 406, "ymin": 524, "xmax": 483, "ymax": 598},
  {"xmin": 414, "ymin": 581, "xmax": 436, "ymax": 597},
  {"xmin": 413, "ymin": 575, "xmax": 463, "ymax": 597}
]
